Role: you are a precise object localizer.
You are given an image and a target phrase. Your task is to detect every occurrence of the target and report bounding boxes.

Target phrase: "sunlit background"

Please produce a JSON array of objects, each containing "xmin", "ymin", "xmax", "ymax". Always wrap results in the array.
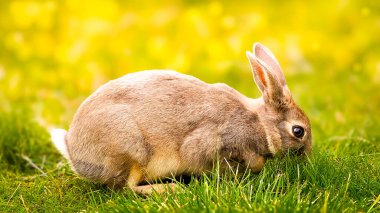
[{"xmin": 1, "ymin": 0, "xmax": 379, "ymax": 141}]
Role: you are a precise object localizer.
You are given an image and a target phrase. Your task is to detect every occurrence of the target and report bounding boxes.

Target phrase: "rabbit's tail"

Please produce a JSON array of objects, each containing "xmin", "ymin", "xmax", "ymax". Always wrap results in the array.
[{"xmin": 50, "ymin": 128, "xmax": 70, "ymax": 160}]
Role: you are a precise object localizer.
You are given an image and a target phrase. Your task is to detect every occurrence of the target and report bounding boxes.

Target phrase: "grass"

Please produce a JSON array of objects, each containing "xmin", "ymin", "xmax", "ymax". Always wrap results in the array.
[{"xmin": 0, "ymin": 106, "xmax": 379, "ymax": 212}]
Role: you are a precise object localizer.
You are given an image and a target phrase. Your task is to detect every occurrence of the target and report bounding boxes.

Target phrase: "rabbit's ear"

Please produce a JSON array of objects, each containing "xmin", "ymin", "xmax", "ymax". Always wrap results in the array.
[
  {"xmin": 246, "ymin": 43, "xmax": 291, "ymax": 107},
  {"xmin": 253, "ymin": 43, "xmax": 286, "ymax": 87},
  {"xmin": 246, "ymin": 51, "xmax": 268, "ymax": 93}
]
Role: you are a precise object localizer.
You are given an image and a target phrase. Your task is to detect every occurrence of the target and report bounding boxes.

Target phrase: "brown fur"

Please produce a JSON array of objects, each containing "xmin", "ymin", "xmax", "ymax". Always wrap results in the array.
[{"xmin": 58, "ymin": 43, "xmax": 312, "ymax": 194}]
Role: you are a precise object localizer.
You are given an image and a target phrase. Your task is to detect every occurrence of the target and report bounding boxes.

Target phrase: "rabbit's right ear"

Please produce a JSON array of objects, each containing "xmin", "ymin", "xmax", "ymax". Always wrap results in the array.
[{"xmin": 246, "ymin": 43, "xmax": 292, "ymax": 108}]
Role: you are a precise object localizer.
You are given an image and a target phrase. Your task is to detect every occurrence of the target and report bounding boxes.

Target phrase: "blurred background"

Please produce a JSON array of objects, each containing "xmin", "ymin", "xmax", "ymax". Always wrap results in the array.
[{"xmin": 0, "ymin": 0, "xmax": 379, "ymax": 143}]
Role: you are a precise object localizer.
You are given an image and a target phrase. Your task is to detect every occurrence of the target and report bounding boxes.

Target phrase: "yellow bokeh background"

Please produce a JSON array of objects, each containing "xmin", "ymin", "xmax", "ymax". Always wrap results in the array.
[{"xmin": 0, "ymin": 0, "xmax": 379, "ymax": 129}]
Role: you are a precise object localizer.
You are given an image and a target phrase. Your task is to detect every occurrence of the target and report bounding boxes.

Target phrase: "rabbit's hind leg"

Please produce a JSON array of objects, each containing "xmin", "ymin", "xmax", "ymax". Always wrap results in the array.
[
  {"xmin": 131, "ymin": 183, "xmax": 177, "ymax": 195},
  {"xmin": 127, "ymin": 165, "xmax": 177, "ymax": 195},
  {"xmin": 102, "ymin": 154, "xmax": 139, "ymax": 189}
]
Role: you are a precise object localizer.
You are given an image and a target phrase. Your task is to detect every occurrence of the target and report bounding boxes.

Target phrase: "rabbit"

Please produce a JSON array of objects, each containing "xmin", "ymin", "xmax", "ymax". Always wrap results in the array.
[{"xmin": 51, "ymin": 43, "xmax": 312, "ymax": 194}]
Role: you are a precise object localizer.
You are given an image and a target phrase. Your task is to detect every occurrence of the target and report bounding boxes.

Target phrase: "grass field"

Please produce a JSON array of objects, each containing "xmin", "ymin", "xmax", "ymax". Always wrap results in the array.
[{"xmin": 1, "ymin": 0, "xmax": 380, "ymax": 212}]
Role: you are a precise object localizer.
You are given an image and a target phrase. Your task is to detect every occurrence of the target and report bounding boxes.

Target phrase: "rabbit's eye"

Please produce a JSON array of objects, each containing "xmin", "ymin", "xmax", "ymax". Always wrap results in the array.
[{"xmin": 292, "ymin": 125, "xmax": 304, "ymax": 138}]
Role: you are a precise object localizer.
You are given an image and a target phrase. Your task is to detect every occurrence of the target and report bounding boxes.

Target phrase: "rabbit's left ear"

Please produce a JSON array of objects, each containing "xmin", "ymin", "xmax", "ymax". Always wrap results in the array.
[
  {"xmin": 247, "ymin": 43, "xmax": 292, "ymax": 108},
  {"xmin": 253, "ymin": 43, "xmax": 286, "ymax": 87}
]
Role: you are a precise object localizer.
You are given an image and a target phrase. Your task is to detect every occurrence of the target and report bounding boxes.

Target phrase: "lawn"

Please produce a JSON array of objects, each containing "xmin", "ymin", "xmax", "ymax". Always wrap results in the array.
[{"xmin": 1, "ymin": 0, "xmax": 380, "ymax": 212}]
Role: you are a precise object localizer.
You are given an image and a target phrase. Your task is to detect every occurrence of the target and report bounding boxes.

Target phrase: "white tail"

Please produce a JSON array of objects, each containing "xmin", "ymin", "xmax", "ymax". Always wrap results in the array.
[{"xmin": 50, "ymin": 128, "xmax": 69, "ymax": 159}]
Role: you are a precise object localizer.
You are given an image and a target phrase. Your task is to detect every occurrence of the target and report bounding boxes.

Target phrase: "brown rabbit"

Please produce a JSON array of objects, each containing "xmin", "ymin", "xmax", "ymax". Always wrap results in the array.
[{"xmin": 51, "ymin": 43, "xmax": 312, "ymax": 194}]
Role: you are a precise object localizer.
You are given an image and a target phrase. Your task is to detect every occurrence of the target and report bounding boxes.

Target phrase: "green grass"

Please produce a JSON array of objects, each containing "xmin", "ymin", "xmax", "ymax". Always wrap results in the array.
[{"xmin": 0, "ymin": 106, "xmax": 379, "ymax": 212}]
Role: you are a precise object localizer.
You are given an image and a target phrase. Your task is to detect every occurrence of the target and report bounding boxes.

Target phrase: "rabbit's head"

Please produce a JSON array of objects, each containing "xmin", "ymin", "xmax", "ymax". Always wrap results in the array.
[{"xmin": 246, "ymin": 43, "xmax": 312, "ymax": 156}]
